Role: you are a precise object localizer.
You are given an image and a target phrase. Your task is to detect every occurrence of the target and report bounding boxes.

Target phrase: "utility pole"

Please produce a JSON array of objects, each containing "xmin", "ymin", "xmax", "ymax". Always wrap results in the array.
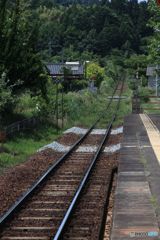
[
  {"xmin": 136, "ymin": 70, "xmax": 139, "ymax": 113},
  {"xmin": 84, "ymin": 61, "xmax": 90, "ymax": 80},
  {"xmin": 132, "ymin": 69, "xmax": 140, "ymax": 114},
  {"xmin": 61, "ymin": 85, "xmax": 64, "ymax": 129},
  {"xmin": 61, "ymin": 51, "xmax": 64, "ymax": 129},
  {"xmin": 156, "ymin": 65, "xmax": 158, "ymax": 97},
  {"xmin": 48, "ymin": 40, "xmax": 52, "ymax": 57},
  {"xmin": 85, "ymin": 61, "xmax": 87, "ymax": 80},
  {"xmin": 55, "ymin": 80, "xmax": 59, "ymax": 131}
]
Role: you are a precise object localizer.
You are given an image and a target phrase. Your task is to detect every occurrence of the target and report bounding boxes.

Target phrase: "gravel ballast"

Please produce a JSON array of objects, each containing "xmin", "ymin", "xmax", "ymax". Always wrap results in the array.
[
  {"xmin": 63, "ymin": 126, "xmax": 123, "ymax": 135},
  {"xmin": 0, "ymin": 126, "xmax": 122, "ymax": 223},
  {"xmin": 0, "ymin": 132, "xmax": 82, "ymax": 217}
]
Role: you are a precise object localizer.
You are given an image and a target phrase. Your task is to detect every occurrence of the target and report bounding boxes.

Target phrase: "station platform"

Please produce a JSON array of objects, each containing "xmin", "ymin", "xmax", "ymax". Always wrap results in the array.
[{"xmin": 111, "ymin": 114, "xmax": 160, "ymax": 240}]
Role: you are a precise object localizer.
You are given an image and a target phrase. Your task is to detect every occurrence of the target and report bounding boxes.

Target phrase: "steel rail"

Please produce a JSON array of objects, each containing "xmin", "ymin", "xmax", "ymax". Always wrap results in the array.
[
  {"xmin": 53, "ymin": 116, "xmax": 115, "ymax": 240},
  {"xmin": 98, "ymin": 80, "xmax": 125, "ymax": 240},
  {"xmin": 52, "ymin": 80, "xmax": 124, "ymax": 240},
  {"xmin": 0, "ymin": 82, "xmax": 119, "ymax": 229},
  {"xmin": 0, "ymin": 121, "xmax": 97, "ymax": 228},
  {"xmin": 98, "ymin": 167, "xmax": 117, "ymax": 240}
]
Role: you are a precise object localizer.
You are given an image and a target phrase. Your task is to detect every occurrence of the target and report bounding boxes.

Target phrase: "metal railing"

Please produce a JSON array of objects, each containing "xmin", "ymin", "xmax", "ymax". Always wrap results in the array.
[{"xmin": 5, "ymin": 117, "xmax": 38, "ymax": 136}]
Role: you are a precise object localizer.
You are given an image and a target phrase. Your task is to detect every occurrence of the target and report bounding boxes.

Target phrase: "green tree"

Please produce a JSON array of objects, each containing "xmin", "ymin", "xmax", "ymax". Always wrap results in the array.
[
  {"xmin": 87, "ymin": 62, "xmax": 105, "ymax": 87},
  {"xmin": 147, "ymin": 0, "xmax": 160, "ymax": 62},
  {"xmin": 0, "ymin": 0, "xmax": 47, "ymax": 96},
  {"xmin": 0, "ymin": 72, "xmax": 14, "ymax": 125}
]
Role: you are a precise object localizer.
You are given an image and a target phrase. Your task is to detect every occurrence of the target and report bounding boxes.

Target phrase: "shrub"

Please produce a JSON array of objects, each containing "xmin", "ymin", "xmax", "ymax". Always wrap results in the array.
[{"xmin": 139, "ymin": 87, "xmax": 154, "ymax": 103}]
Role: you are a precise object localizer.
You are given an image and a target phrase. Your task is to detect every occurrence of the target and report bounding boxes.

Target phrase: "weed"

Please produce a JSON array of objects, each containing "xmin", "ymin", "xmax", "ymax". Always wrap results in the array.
[{"xmin": 0, "ymin": 124, "xmax": 61, "ymax": 172}]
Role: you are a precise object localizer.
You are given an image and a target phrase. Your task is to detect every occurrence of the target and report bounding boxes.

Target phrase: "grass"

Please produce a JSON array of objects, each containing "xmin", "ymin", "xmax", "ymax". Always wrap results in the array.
[
  {"xmin": 0, "ymin": 82, "xmax": 132, "ymax": 172},
  {"xmin": 0, "ymin": 124, "xmax": 61, "ymax": 172},
  {"xmin": 139, "ymin": 88, "xmax": 160, "ymax": 110},
  {"xmin": 150, "ymin": 195, "xmax": 160, "ymax": 215},
  {"xmin": 64, "ymin": 84, "xmax": 132, "ymax": 128},
  {"xmin": 141, "ymin": 97, "xmax": 160, "ymax": 114}
]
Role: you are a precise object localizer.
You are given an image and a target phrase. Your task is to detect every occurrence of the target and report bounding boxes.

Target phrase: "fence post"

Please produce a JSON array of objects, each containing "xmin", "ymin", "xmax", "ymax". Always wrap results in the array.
[{"xmin": 0, "ymin": 131, "xmax": 6, "ymax": 143}]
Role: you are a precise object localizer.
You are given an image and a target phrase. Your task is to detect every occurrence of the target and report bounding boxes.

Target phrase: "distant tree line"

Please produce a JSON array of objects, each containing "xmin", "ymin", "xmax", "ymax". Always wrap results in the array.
[
  {"xmin": 35, "ymin": 0, "xmax": 152, "ymax": 59},
  {"xmin": 0, "ymin": 0, "xmax": 156, "ymax": 125},
  {"xmin": 0, "ymin": 0, "xmax": 48, "ymax": 121}
]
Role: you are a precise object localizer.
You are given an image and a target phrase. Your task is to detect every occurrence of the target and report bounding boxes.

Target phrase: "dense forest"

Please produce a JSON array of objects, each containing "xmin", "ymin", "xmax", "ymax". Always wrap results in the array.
[
  {"xmin": 34, "ymin": 0, "xmax": 152, "ymax": 59},
  {"xmin": 0, "ymin": 0, "xmax": 159, "ymax": 126}
]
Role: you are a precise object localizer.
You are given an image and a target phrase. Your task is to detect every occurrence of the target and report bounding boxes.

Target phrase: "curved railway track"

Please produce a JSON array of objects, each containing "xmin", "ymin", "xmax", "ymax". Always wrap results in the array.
[{"xmin": 0, "ymin": 81, "xmax": 124, "ymax": 240}]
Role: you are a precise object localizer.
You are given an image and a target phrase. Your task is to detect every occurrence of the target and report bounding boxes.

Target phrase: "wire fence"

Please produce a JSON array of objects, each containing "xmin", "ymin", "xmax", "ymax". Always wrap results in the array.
[
  {"xmin": 5, "ymin": 117, "xmax": 38, "ymax": 136},
  {"xmin": 0, "ymin": 117, "xmax": 39, "ymax": 142}
]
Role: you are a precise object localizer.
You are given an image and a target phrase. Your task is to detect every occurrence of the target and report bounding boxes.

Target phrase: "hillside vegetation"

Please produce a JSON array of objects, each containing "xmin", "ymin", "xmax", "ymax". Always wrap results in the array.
[
  {"xmin": 0, "ymin": 0, "xmax": 159, "ymax": 169},
  {"xmin": 0, "ymin": 0, "xmax": 153, "ymax": 124}
]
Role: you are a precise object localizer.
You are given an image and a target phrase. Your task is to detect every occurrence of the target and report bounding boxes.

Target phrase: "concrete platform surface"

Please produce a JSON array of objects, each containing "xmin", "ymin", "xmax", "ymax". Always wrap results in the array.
[{"xmin": 111, "ymin": 114, "xmax": 160, "ymax": 240}]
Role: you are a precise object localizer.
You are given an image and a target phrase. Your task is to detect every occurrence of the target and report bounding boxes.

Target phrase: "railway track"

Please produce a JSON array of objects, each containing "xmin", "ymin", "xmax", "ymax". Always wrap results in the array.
[{"xmin": 0, "ymin": 81, "xmax": 124, "ymax": 240}]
